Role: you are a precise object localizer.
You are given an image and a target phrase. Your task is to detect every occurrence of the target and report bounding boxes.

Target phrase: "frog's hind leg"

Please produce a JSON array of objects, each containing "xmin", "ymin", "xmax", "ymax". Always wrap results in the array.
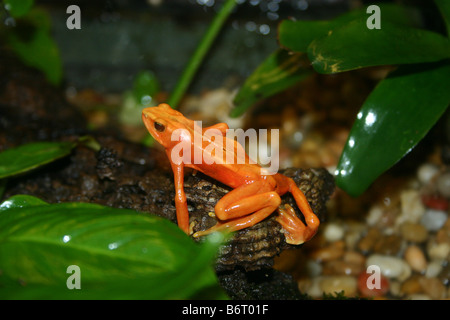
[
  {"xmin": 193, "ymin": 181, "xmax": 280, "ymax": 238},
  {"xmin": 276, "ymin": 179, "xmax": 320, "ymax": 245}
]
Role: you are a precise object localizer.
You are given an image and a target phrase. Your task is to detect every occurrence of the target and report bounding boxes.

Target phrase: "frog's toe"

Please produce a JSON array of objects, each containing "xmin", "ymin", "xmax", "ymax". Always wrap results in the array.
[
  {"xmin": 276, "ymin": 204, "xmax": 313, "ymax": 245},
  {"xmin": 193, "ymin": 223, "xmax": 225, "ymax": 238}
]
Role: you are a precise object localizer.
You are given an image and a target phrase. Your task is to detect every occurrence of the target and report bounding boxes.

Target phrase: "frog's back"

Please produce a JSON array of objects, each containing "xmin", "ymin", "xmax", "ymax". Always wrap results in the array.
[{"xmin": 189, "ymin": 160, "xmax": 264, "ymax": 189}]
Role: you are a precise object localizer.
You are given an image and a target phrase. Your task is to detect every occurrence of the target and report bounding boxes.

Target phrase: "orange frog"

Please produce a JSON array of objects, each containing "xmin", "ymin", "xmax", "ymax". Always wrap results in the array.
[{"xmin": 142, "ymin": 103, "xmax": 319, "ymax": 245}]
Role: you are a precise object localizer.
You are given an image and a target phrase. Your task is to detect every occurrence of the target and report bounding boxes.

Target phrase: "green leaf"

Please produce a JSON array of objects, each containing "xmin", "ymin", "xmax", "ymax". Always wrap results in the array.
[
  {"xmin": 279, "ymin": 11, "xmax": 362, "ymax": 53},
  {"xmin": 335, "ymin": 61, "xmax": 450, "ymax": 197},
  {"xmin": 231, "ymin": 49, "xmax": 311, "ymax": 117},
  {"xmin": 308, "ymin": 19, "xmax": 450, "ymax": 74},
  {"xmin": 0, "ymin": 199, "xmax": 226, "ymax": 299},
  {"xmin": 0, "ymin": 194, "xmax": 48, "ymax": 211},
  {"xmin": 132, "ymin": 70, "xmax": 160, "ymax": 106},
  {"xmin": 278, "ymin": 4, "xmax": 422, "ymax": 53},
  {"xmin": 0, "ymin": 141, "xmax": 77, "ymax": 179},
  {"xmin": 7, "ymin": 27, "xmax": 63, "ymax": 85},
  {"xmin": 4, "ymin": 0, "xmax": 34, "ymax": 18},
  {"xmin": 434, "ymin": 0, "xmax": 450, "ymax": 36},
  {"xmin": 279, "ymin": 19, "xmax": 337, "ymax": 54},
  {"xmin": 120, "ymin": 71, "xmax": 160, "ymax": 126}
]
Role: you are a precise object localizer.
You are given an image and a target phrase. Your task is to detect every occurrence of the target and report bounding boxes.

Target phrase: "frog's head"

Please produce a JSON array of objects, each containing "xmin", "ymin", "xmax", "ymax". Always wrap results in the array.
[{"xmin": 142, "ymin": 103, "xmax": 193, "ymax": 149}]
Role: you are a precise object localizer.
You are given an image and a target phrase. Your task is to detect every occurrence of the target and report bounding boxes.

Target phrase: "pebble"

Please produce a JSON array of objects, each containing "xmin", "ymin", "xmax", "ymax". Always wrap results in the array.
[
  {"xmin": 373, "ymin": 234, "xmax": 403, "ymax": 255},
  {"xmin": 425, "ymin": 260, "xmax": 443, "ymax": 278},
  {"xmin": 344, "ymin": 222, "xmax": 366, "ymax": 249},
  {"xmin": 299, "ymin": 277, "xmax": 322, "ymax": 298},
  {"xmin": 438, "ymin": 263, "xmax": 450, "ymax": 286},
  {"xmin": 305, "ymin": 259, "xmax": 322, "ymax": 277},
  {"xmin": 436, "ymin": 218, "xmax": 450, "ymax": 243},
  {"xmin": 319, "ymin": 275, "xmax": 358, "ymax": 297},
  {"xmin": 366, "ymin": 254, "xmax": 411, "ymax": 281},
  {"xmin": 372, "ymin": 206, "xmax": 398, "ymax": 229},
  {"xmin": 357, "ymin": 271, "xmax": 389, "ymax": 298},
  {"xmin": 437, "ymin": 171, "xmax": 450, "ymax": 197},
  {"xmin": 323, "ymin": 222, "xmax": 345, "ymax": 242},
  {"xmin": 417, "ymin": 163, "xmax": 439, "ymax": 185},
  {"xmin": 357, "ymin": 227, "xmax": 381, "ymax": 253},
  {"xmin": 345, "ymin": 230, "xmax": 362, "ymax": 250},
  {"xmin": 297, "ymin": 278, "xmax": 312, "ymax": 296},
  {"xmin": 343, "ymin": 251, "xmax": 366, "ymax": 266},
  {"xmin": 427, "ymin": 242, "xmax": 450, "ymax": 261},
  {"xmin": 322, "ymin": 260, "xmax": 364, "ymax": 276},
  {"xmin": 400, "ymin": 275, "xmax": 423, "ymax": 296},
  {"xmin": 400, "ymin": 222, "xmax": 428, "ymax": 243},
  {"xmin": 420, "ymin": 209, "xmax": 448, "ymax": 232},
  {"xmin": 421, "ymin": 194, "xmax": 448, "ymax": 211},
  {"xmin": 397, "ymin": 189, "xmax": 426, "ymax": 224},
  {"xmin": 419, "ymin": 277, "xmax": 447, "ymax": 299},
  {"xmin": 389, "ymin": 280, "xmax": 401, "ymax": 297},
  {"xmin": 322, "ymin": 251, "xmax": 366, "ymax": 276},
  {"xmin": 366, "ymin": 205, "xmax": 383, "ymax": 226},
  {"xmin": 404, "ymin": 245, "xmax": 427, "ymax": 273},
  {"xmin": 311, "ymin": 240, "xmax": 345, "ymax": 262}
]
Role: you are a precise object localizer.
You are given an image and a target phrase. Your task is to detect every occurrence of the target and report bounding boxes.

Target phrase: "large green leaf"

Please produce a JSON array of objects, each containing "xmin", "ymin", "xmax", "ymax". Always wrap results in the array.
[
  {"xmin": 0, "ymin": 141, "xmax": 76, "ymax": 179},
  {"xmin": 335, "ymin": 61, "xmax": 450, "ymax": 197},
  {"xmin": 434, "ymin": 0, "xmax": 450, "ymax": 36},
  {"xmin": 231, "ymin": 49, "xmax": 311, "ymax": 117},
  {"xmin": 4, "ymin": 0, "xmax": 34, "ymax": 18},
  {"xmin": 0, "ymin": 194, "xmax": 49, "ymax": 211},
  {"xmin": 278, "ymin": 4, "xmax": 422, "ymax": 53},
  {"xmin": 308, "ymin": 19, "xmax": 450, "ymax": 74},
  {"xmin": 0, "ymin": 197, "xmax": 226, "ymax": 299}
]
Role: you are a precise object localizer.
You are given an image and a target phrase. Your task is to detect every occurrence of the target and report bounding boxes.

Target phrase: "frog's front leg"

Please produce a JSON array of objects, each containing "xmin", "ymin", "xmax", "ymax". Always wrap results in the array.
[
  {"xmin": 193, "ymin": 181, "xmax": 280, "ymax": 238},
  {"xmin": 170, "ymin": 158, "xmax": 190, "ymax": 234}
]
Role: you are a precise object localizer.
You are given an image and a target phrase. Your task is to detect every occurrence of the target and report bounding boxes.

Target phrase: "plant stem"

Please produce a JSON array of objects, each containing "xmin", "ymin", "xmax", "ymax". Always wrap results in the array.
[{"xmin": 167, "ymin": 0, "xmax": 238, "ymax": 108}]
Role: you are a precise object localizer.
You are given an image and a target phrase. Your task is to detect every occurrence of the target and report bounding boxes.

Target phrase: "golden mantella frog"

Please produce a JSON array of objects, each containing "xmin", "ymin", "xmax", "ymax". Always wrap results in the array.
[{"xmin": 142, "ymin": 103, "xmax": 319, "ymax": 245}]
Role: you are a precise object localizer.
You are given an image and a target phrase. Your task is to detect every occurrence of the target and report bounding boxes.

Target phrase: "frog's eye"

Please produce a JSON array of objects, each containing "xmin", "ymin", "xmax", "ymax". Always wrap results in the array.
[{"xmin": 154, "ymin": 122, "xmax": 165, "ymax": 132}]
